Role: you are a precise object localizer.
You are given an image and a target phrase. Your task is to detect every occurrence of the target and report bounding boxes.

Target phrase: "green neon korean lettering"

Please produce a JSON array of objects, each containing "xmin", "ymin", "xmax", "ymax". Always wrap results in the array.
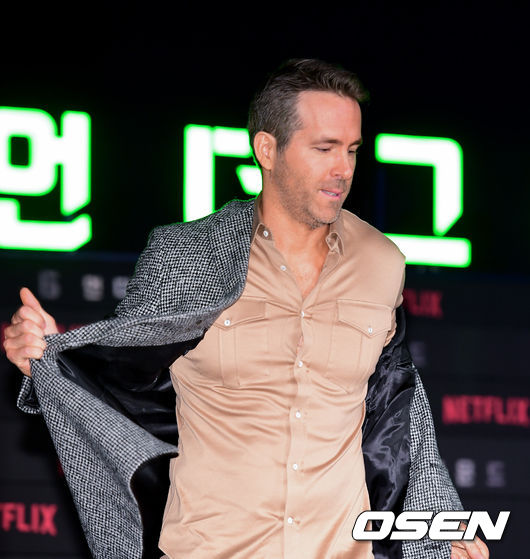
[
  {"xmin": 183, "ymin": 125, "xmax": 261, "ymax": 221},
  {"xmin": 375, "ymin": 133, "xmax": 471, "ymax": 267},
  {"xmin": 0, "ymin": 107, "xmax": 91, "ymax": 251},
  {"xmin": 183, "ymin": 125, "xmax": 471, "ymax": 269}
]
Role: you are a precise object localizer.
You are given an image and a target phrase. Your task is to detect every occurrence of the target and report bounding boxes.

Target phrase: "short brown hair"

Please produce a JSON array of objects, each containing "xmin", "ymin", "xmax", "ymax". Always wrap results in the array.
[{"xmin": 247, "ymin": 58, "xmax": 368, "ymax": 165}]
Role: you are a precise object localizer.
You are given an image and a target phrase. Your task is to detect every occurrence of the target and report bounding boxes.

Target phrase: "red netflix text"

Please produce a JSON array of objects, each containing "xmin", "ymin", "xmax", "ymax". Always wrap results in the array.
[
  {"xmin": 402, "ymin": 289, "xmax": 443, "ymax": 319},
  {"xmin": 442, "ymin": 395, "xmax": 530, "ymax": 427},
  {"xmin": 0, "ymin": 502, "xmax": 58, "ymax": 536}
]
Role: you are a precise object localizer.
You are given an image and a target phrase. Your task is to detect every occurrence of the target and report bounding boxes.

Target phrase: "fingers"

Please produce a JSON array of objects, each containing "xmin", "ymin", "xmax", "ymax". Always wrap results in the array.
[
  {"xmin": 3, "ymin": 334, "xmax": 46, "ymax": 377},
  {"xmin": 451, "ymin": 546, "xmax": 469, "ymax": 559},
  {"xmin": 4, "ymin": 289, "xmax": 51, "ymax": 377},
  {"xmin": 3, "ymin": 326, "xmax": 46, "ymax": 352},
  {"xmin": 462, "ymin": 537, "xmax": 489, "ymax": 559},
  {"xmin": 474, "ymin": 536, "xmax": 490, "ymax": 558},
  {"xmin": 451, "ymin": 538, "xmax": 489, "ymax": 559},
  {"xmin": 11, "ymin": 304, "xmax": 46, "ymax": 330},
  {"xmin": 5, "ymin": 318, "xmax": 46, "ymax": 341},
  {"xmin": 451, "ymin": 540, "xmax": 467, "ymax": 553},
  {"xmin": 19, "ymin": 287, "xmax": 44, "ymax": 313},
  {"xmin": 16, "ymin": 287, "xmax": 58, "ymax": 335}
]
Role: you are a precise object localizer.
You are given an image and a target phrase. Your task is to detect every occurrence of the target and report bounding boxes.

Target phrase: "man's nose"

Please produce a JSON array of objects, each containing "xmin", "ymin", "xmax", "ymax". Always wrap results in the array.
[{"xmin": 332, "ymin": 152, "xmax": 355, "ymax": 180}]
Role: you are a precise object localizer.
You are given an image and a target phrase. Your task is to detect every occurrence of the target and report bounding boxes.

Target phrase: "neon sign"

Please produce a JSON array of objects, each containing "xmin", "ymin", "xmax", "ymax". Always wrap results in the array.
[
  {"xmin": 184, "ymin": 126, "xmax": 471, "ymax": 267},
  {"xmin": 375, "ymin": 134, "xmax": 471, "ymax": 267},
  {"xmin": 0, "ymin": 110, "xmax": 471, "ymax": 268},
  {"xmin": 183, "ymin": 125, "xmax": 261, "ymax": 222},
  {"xmin": 0, "ymin": 107, "xmax": 91, "ymax": 251}
]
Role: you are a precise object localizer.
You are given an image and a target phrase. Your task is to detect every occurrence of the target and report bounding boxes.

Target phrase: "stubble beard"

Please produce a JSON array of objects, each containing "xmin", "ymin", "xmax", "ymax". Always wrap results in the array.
[{"xmin": 272, "ymin": 164, "xmax": 347, "ymax": 230}]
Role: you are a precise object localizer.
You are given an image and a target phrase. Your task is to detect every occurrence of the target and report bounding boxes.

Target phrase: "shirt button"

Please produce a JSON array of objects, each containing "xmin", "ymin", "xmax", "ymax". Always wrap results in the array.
[
  {"xmin": 295, "ymin": 410, "xmax": 302, "ymax": 419},
  {"xmin": 287, "ymin": 517, "xmax": 294, "ymax": 525},
  {"xmin": 280, "ymin": 264, "xmax": 287, "ymax": 271},
  {"xmin": 368, "ymin": 327, "xmax": 373, "ymax": 334},
  {"xmin": 301, "ymin": 310, "xmax": 305, "ymax": 318},
  {"xmin": 263, "ymin": 230, "xmax": 269, "ymax": 238},
  {"xmin": 224, "ymin": 319, "xmax": 231, "ymax": 326},
  {"xmin": 297, "ymin": 360, "xmax": 303, "ymax": 368},
  {"xmin": 292, "ymin": 463, "xmax": 299, "ymax": 471}
]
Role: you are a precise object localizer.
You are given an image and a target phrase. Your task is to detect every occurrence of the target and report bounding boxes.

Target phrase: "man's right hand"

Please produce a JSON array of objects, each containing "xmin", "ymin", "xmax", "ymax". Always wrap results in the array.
[{"xmin": 3, "ymin": 287, "xmax": 59, "ymax": 377}]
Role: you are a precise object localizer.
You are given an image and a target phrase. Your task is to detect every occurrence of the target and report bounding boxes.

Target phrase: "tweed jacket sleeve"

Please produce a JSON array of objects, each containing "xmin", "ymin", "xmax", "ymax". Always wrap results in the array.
[
  {"xmin": 401, "ymin": 371, "xmax": 463, "ymax": 559},
  {"xmin": 16, "ymin": 225, "xmax": 171, "ymax": 414}
]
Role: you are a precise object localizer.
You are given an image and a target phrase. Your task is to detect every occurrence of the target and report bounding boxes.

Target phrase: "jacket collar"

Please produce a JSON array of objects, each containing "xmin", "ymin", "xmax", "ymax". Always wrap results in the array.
[{"xmin": 208, "ymin": 198, "xmax": 255, "ymax": 303}]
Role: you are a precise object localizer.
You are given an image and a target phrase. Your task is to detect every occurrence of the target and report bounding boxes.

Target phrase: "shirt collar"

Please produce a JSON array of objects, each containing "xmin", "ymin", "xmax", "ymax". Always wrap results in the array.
[
  {"xmin": 252, "ymin": 194, "xmax": 271, "ymax": 243},
  {"xmin": 252, "ymin": 194, "xmax": 344, "ymax": 255}
]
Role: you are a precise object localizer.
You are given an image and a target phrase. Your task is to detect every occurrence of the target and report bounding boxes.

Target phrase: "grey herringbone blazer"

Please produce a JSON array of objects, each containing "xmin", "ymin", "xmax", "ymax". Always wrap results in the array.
[{"xmin": 18, "ymin": 199, "xmax": 461, "ymax": 559}]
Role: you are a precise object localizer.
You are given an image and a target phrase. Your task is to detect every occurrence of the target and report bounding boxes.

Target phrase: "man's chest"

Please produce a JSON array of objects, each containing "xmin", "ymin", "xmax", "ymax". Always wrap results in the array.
[{"xmin": 171, "ymin": 234, "xmax": 394, "ymax": 398}]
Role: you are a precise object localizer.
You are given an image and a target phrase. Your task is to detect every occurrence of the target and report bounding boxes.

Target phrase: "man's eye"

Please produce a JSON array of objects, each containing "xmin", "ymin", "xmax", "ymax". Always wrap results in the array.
[{"xmin": 316, "ymin": 147, "xmax": 331, "ymax": 152}]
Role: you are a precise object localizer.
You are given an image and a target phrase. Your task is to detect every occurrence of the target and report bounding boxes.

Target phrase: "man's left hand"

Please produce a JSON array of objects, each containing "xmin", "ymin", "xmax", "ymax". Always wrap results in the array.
[{"xmin": 450, "ymin": 533, "xmax": 489, "ymax": 559}]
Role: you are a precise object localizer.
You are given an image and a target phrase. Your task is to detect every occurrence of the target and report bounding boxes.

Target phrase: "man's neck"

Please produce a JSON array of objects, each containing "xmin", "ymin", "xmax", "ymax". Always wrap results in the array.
[{"xmin": 259, "ymin": 195, "xmax": 330, "ymax": 259}]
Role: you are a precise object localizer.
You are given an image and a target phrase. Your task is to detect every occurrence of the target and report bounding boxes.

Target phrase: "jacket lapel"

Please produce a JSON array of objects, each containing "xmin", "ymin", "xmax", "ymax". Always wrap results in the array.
[{"xmin": 208, "ymin": 199, "xmax": 254, "ymax": 304}]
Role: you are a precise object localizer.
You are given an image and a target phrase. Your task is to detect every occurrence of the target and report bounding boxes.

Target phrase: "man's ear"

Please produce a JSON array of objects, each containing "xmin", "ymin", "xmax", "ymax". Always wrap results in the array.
[{"xmin": 253, "ymin": 132, "xmax": 277, "ymax": 171}]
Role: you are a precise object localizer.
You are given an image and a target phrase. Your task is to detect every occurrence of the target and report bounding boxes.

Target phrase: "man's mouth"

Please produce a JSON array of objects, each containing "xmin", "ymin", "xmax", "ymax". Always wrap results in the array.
[{"xmin": 320, "ymin": 189, "xmax": 342, "ymax": 198}]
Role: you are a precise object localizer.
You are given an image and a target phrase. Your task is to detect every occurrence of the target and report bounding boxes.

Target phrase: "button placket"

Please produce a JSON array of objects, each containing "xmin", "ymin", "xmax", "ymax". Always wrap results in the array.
[{"xmin": 284, "ymin": 356, "xmax": 308, "ymax": 555}]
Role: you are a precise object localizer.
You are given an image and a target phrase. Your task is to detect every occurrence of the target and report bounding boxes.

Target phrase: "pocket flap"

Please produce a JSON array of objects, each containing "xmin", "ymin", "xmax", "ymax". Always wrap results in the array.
[
  {"xmin": 337, "ymin": 300, "xmax": 392, "ymax": 337},
  {"xmin": 216, "ymin": 298, "xmax": 267, "ymax": 329}
]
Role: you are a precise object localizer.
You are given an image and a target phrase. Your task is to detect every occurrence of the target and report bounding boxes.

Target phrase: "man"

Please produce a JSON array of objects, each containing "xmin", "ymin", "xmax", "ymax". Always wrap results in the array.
[{"xmin": 4, "ymin": 59, "xmax": 488, "ymax": 559}]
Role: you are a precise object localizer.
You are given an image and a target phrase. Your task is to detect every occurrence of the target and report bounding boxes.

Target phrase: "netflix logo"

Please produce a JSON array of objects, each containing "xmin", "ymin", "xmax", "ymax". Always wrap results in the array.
[
  {"xmin": 0, "ymin": 503, "xmax": 57, "ymax": 536},
  {"xmin": 402, "ymin": 288, "xmax": 443, "ymax": 319},
  {"xmin": 442, "ymin": 395, "xmax": 530, "ymax": 427}
]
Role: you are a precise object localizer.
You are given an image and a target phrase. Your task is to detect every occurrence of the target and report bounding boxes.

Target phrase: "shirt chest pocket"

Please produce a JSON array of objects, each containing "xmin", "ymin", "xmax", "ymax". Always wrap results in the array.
[
  {"xmin": 212, "ymin": 297, "xmax": 269, "ymax": 388},
  {"xmin": 325, "ymin": 300, "xmax": 392, "ymax": 393}
]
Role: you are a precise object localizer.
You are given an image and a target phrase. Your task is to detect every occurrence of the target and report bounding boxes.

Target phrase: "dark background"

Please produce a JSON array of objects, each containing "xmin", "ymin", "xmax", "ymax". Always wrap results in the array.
[{"xmin": 1, "ymin": 3, "xmax": 528, "ymax": 557}]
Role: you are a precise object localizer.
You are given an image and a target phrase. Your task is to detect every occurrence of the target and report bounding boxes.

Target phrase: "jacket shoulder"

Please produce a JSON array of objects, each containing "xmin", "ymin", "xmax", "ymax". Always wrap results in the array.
[
  {"xmin": 115, "ymin": 199, "xmax": 254, "ymax": 318},
  {"xmin": 151, "ymin": 198, "xmax": 254, "ymax": 242}
]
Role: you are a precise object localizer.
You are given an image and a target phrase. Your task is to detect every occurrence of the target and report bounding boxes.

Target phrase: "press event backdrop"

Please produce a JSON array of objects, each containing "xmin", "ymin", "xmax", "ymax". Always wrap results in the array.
[{"xmin": 0, "ymin": 4, "xmax": 528, "ymax": 558}]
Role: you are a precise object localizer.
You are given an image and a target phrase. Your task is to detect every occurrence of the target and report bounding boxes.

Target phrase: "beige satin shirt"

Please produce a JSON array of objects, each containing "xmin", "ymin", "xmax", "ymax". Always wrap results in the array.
[{"xmin": 159, "ymin": 205, "xmax": 405, "ymax": 559}]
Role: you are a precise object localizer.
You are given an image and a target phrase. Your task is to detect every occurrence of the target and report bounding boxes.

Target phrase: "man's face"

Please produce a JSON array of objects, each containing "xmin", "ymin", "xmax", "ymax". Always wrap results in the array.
[{"xmin": 270, "ymin": 90, "xmax": 362, "ymax": 229}]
